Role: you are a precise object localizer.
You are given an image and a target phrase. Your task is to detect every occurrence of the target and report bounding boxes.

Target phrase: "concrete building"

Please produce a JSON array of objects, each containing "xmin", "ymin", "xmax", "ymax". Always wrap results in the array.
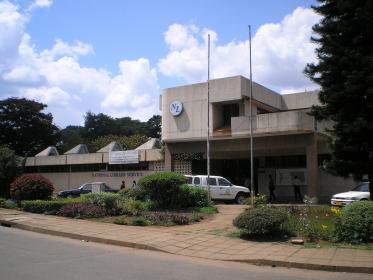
[
  {"xmin": 25, "ymin": 75, "xmax": 356, "ymax": 201},
  {"xmin": 161, "ymin": 76, "xmax": 355, "ymax": 202},
  {"xmin": 24, "ymin": 140, "xmax": 163, "ymax": 192}
]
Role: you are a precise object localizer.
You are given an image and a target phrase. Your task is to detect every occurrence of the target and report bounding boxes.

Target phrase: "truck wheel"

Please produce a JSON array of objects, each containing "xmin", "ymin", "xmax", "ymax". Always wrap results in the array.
[{"xmin": 235, "ymin": 193, "xmax": 247, "ymax": 205}]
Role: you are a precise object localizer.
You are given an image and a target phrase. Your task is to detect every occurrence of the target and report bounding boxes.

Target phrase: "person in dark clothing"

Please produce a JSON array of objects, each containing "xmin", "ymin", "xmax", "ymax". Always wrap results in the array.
[
  {"xmin": 292, "ymin": 175, "xmax": 302, "ymax": 202},
  {"xmin": 120, "ymin": 181, "xmax": 126, "ymax": 190},
  {"xmin": 268, "ymin": 175, "xmax": 276, "ymax": 203}
]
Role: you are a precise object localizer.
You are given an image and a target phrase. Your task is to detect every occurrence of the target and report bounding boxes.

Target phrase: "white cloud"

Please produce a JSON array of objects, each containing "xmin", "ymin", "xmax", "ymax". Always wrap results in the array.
[
  {"xmin": 0, "ymin": 1, "xmax": 160, "ymax": 127},
  {"xmin": 28, "ymin": 0, "xmax": 53, "ymax": 11},
  {"xmin": 158, "ymin": 7, "xmax": 320, "ymax": 93}
]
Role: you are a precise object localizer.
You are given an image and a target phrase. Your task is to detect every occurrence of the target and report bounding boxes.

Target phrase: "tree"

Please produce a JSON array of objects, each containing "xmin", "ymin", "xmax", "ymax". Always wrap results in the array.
[
  {"xmin": 0, "ymin": 98, "xmax": 60, "ymax": 156},
  {"xmin": 88, "ymin": 134, "xmax": 148, "ymax": 152},
  {"xmin": 144, "ymin": 115, "xmax": 161, "ymax": 138},
  {"xmin": 84, "ymin": 112, "xmax": 117, "ymax": 140},
  {"xmin": 305, "ymin": 0, "xmax": 373, "ymax": 199},
  {"xmin": 58, "ymin": 125, "xmax": 86, "ymax": 153},
  {"xmin": 0, "ymin": 146, "xmax": 21, "ymax": 198}
]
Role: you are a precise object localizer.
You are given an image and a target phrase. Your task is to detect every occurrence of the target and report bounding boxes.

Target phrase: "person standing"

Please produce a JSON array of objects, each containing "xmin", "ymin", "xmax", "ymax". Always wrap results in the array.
[
  {"xmin": 268, "ymin": 175, "xmax": 276, "ymax": 203},
  {"xmin": 120, "ymin": 181, "xmax": 126, "ymax": 190},
  {"xmin": 132, "ymin": 180, "xmax": 137, "ymax": 188},
  {"xmin": 292, "ymin": 175, "xmax": 302, "ymax": 202}
]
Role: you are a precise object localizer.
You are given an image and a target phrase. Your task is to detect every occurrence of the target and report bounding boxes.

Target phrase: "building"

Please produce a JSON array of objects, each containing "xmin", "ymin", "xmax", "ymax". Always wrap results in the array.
[
  {"xmin": 25, "ymin": 75, "xmax": 356, "ymax": 201},
  {"xmin": 25, "ymin": 139, "xmax": 164, "ymax": 192},
  {"xmin": 161, "ymin": 76, "xmax": 355, "ymax": 202}
]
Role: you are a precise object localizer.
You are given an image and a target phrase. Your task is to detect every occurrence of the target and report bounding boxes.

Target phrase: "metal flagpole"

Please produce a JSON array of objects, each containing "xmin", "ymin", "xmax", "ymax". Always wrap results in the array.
[
  {"xmin": 249, "ymin": 25, "xmax": 255, "ymax": 207},
  {"xmin": 207, "ymin": 34, "xmax": 211, "ymax": 203}
]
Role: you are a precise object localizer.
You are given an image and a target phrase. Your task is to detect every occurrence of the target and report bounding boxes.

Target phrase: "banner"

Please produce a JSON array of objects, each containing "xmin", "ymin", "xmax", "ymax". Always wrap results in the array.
[
  {"xmin": 109, "ymin": 150, "xmax": 139, "ymax": 164},
  {"xmin": 275, "ymin": 168, "xmax": 307, "ymax": 186}
]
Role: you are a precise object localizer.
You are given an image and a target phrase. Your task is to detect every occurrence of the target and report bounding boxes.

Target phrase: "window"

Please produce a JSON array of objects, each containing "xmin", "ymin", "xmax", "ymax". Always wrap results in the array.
[
  {"xmin": 207, "ymin": 177, "xmax": 217, "ymax": 186},
  {"xmin": 101, "ymin": 183, "xmax": 111, "ymax": 191},
  {"xmin": 352, "ymin": 183, "xmax": 369, "ymax": 192},
  {"xmin": 186, "ymin": 176, "xmax": 193, "ymax": 184},
  {"xmin": 218, "ymin": 178, "xmax": 231, "ymax": 186},
  {"xmin": 193, "ymin": 177, "xmax": 201, "ymax": 185},
  {"xmin": 82, "ymin": 184, "xmax": 92, "ymax": 191}
]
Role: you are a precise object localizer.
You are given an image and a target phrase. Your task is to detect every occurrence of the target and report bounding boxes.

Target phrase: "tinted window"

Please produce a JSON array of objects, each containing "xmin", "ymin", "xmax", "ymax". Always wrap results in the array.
[
  {"xmin": 186, "ymin": 176, "xmax": 193, "ymax": 184},
  {"xmin": 218, "ymin": 178, "xmax": 231, "ymax": 186},
  {"xmin": 352, "ymin": 183, "xmax": 369, "ymax": 192},
  {"xmin": 82, "ymin": 184, "xmax": 92, "ymax": 191},
  {"xmin": 193, "ymin": 177, "xmax": 201, "ymax": 185},
  {"xmin": 101, "ymin": 184, "xmax": 111, "ymax": 191},
  {"xmin": 207, "ymin": 178, "xmax": 217, "ymax": 186}
]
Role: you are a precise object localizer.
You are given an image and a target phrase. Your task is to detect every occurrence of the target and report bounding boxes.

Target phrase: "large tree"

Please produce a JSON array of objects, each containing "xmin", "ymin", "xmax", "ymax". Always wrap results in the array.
[
  {"xmin": 0, "ymin": 98, "xmax": 60, "ymax": 156},
  {"xmin": 305, "ymin": 0, "xmax": 373, "ymax": 199},
  {"xmin": 144, "ymin": 115, "xmax": 161, "ymax": 138},
  {"xmin": 0, "ymin": 146, "xmax": 21, "ymax": 198},
  {"xmin": 58, "ymin": 125, "xmax": 86, "ymax": 154}
]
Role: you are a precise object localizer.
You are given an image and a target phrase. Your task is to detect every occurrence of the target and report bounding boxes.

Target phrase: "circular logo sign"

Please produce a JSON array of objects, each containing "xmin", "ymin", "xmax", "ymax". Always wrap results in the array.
[{"xmin": 169, "ymin": 100, "xmax": 183, "ymax": 117}]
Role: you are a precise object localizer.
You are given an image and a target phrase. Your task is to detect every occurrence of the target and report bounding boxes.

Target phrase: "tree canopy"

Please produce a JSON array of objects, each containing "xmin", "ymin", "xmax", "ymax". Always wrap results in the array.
[
  {"xmin": 0, "ymin": 145, "xmax": 21, "ymax": 198},
  {"xmin": 305, "ymin": 0, "xmax": 373, "ymax": 198},
  {"xmin": 0, "ymin": 98, "xmax": 60, "ymax": 156}
]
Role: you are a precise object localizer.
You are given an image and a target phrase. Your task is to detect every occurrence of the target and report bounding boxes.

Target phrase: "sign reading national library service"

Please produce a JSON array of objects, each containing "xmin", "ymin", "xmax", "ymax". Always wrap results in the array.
[{"xmin": 109, "ymin": 150, "xmax": 139, "ymax": 164}]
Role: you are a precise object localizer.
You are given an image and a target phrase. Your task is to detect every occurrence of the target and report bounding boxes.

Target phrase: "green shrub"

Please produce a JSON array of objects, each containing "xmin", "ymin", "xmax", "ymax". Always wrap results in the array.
[
  {"xmin": 81, "ymin": 193, "xmax": 121, "ymax": 215},
  {"xmin": 130, "ymin": 216, "xmax": 148, "ymax": 226},
  {"xmin": 10, "ymin": 174, "xmax": 54, "ymax": 201},
  {"xmin": 118, "ymin": 187, "xmax": 147, "ymax": 200},
  {"xmin": 0, "ymin": 197, "xmax": 6, "ymax": 207},
  {"xmin": 138, "ymin": 172, "xmax": 186, "ymax": 209},
  {"xmin": 247, "ymin": 193, "xmax": 267, "ymax": 205},
  {"xmin": 233, "ymin": 206, "xmax": 287, "ymax": 237},
  {"xmin": 21, "ymin": 200, "xmax": 67, "ymax": 214},
  {"xmin": 176, "ymin": 184, "xmax": 209, "ymax": 208},
  {"xmin": 0, "ymin": 199, "xmax": 17, "ymax": 209},
  {"xmin": 123, "ymin": 198, "xmax": 150, "ymax": 216},
  {"xmin": 56, "ymin": 202, "xmax": 106, "ymax": 218},
  {"xmin": 333, "ymin": 201, "xmax": 373, "ymax": 244}
]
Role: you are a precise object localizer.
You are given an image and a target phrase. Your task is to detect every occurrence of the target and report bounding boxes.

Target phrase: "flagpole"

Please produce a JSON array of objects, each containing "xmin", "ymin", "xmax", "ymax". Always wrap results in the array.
[
  {"xmin": 249, "ymin": 25, "xmax": 255, "ymax": 207},
  {"xmin": 207, "ymin": 34, "xmax": 211, "ymax": 202}
]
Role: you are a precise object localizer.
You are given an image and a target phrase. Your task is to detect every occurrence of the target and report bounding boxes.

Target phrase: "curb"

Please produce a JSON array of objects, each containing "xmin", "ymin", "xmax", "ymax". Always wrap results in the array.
[
  {"xmin": 0, "ymin": 219, "xmax": 166, "ymax": 253},
  {"xmin": 1, "ymin": 219, "xmax": 372, "ymax": 274}
]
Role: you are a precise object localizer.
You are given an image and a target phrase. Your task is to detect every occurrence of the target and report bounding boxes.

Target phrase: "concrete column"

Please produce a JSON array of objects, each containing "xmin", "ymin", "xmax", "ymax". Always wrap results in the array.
[
  {"xmin": 164, "ymin": 143, "xmax": 173, "ymax": 171},
  {"xmin": 306, "ymin": 133, "xmax": 319, "ymax": 197}
]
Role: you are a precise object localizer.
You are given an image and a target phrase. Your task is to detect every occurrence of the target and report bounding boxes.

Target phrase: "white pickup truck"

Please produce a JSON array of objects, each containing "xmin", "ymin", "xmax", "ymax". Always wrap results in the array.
[{"xmin": 185, "ymin": 175, "xmax": 250, "ymax": 204}]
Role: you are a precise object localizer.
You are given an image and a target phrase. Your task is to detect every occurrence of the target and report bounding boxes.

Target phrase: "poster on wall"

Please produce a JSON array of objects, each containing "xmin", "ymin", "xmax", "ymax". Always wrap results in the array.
[
  {"xmin": 276, "ymin": 168, "xmax": 307, "ymax": 186},
  {"xmin": 109, "ymin": 150, "xmax": 139, "ymax": 164}
]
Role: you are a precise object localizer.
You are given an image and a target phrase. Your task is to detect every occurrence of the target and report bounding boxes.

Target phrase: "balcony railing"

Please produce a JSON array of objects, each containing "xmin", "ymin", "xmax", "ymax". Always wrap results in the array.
[{"xmin": 231, "ymin": 111, "xmax": 315, "ymax": 136}]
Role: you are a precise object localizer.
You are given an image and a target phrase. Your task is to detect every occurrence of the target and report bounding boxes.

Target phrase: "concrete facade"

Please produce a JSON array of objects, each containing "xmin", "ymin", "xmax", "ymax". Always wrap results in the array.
[{"xmin": 161, "ymin": 76, "xmax": 356, "ymax": 202}]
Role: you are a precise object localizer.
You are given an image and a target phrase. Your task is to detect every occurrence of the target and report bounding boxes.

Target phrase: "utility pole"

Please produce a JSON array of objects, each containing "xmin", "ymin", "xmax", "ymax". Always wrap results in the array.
[
  {"xmin": 249, "ymin": 25, "xmax": 255, "ymax": 207},
  {"xmin": 207, "ymin": 34, "xmax": 211, "ymax": 202}
]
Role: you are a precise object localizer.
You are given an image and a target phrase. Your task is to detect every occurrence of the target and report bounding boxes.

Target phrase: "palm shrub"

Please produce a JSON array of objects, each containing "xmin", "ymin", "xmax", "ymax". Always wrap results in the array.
[
  {"xmin": 333, "ymin": 201, "xmax": 373, "ymax": 244},
  {"xmin": 233, "ymin": 206, "xmax": 287, "ymax": 237},
  {"xmin": 10, "ymin": 174, "xmax": 54, "ymax": 201}
]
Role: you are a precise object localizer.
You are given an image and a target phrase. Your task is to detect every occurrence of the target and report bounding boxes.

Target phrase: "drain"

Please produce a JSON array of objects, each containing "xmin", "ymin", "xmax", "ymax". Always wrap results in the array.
[{"xmin": 0, "ymin": 222, "xmax": 11, "ymax": 227}]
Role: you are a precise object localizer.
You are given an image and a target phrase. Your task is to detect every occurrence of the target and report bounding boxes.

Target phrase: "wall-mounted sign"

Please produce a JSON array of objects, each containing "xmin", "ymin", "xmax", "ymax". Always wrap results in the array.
[
  {"xmin": 169, "ymin": 100, "xmax": 183, "ymax": 116},
  {"xmin": 109, "ymin": 150, "xmax": 139, "ymax": 164}
]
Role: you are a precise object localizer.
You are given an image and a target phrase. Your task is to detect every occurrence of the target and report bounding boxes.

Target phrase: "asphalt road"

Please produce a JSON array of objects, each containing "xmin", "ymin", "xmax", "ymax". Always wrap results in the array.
[{"xmin": 0, "ymin": 226, "xmax": 371, "ymax": 280}]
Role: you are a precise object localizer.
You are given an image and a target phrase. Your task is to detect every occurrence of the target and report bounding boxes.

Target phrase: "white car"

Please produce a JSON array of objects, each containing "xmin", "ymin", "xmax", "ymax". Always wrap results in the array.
[
  {"xmin": 185, "ymin": 175, "xmax": 250, "ymax": 204},
  {"xmin": 331, "ymin": 182, "xmax": 370, "ymax": 206}
]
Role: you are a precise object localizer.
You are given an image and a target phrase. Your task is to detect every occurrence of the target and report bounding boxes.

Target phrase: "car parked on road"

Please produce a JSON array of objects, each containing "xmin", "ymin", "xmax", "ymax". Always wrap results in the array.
[
  {"xmin": 58, "ymin": 182, "xmax": 117, "ymax": 198},
  {"xmin": 331, "ymin": 182, "xmax": 370, "ymax": 206},
  {"xmin": 185, "ymin": 175, "xmax": 250, "ymax": 204}
]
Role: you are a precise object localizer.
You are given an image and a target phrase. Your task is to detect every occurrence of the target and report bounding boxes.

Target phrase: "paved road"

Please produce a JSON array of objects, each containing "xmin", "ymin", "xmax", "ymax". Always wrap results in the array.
[{"xmin": 0, "ymin": 226, "xmax": 371, "ymax": 280}]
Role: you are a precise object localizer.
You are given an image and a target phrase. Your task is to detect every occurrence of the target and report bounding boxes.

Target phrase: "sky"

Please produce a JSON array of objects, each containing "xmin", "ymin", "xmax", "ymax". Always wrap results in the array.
[{"xmin": 0, "ymin": 0, "xmax": 320, "ymax": 128}]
